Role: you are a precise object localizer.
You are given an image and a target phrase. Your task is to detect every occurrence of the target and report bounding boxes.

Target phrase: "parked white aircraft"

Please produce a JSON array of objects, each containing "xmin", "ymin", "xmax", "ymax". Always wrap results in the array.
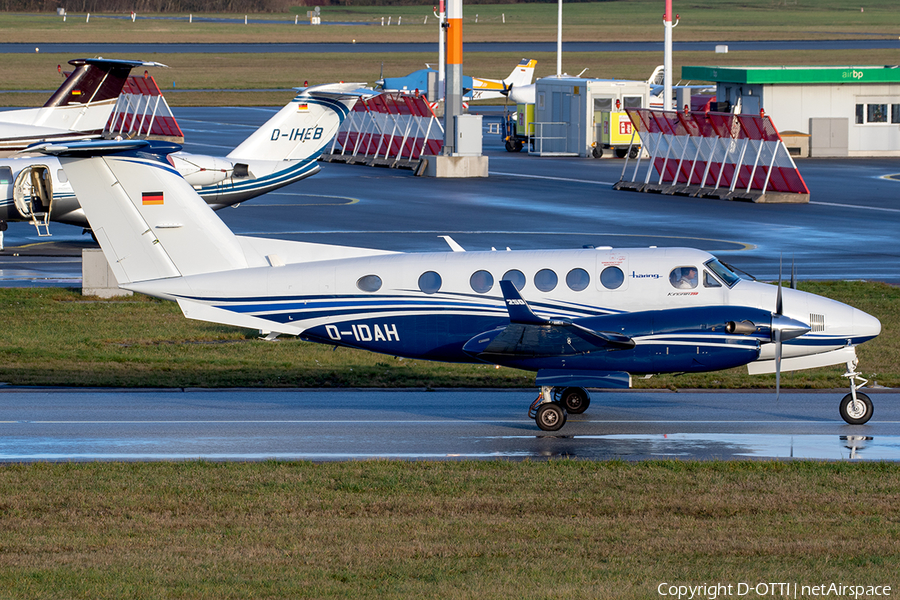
[
  {"xmin": 0, "ymin": 58, "xmax": 166, "ymax": 157},
  {"xmin": 469, "ymin": 59, "xmax": 538, "ymax": 101},
  {"xmin": 504, "ymin": 65, "xmax": 714, "ymax": 107},
  {"xmin": 33, "ymin": 139, "xmax": 881, "ymax": 431},
  {"xmin": 1, "ymin": 83, "xmax": 364, "ymax": 235},
  {"xmin": 377, "ymin": 59, "xmax": 537, "ymax": 102}
]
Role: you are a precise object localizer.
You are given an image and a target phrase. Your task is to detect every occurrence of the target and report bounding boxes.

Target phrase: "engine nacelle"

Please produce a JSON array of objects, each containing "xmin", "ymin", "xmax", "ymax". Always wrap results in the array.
[{"xmin": 168, "ymin": 153, "xmax": 234, "ymax": 187}]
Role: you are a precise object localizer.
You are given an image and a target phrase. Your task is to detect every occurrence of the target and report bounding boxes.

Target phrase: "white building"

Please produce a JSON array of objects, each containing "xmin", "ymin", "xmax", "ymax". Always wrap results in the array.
[{"xmin": 682, "ymin": 65, "xmax": 900, "ymax": 157}]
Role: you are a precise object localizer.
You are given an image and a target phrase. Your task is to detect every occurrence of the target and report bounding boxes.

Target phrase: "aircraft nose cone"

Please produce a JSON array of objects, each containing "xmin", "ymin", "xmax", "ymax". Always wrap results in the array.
[{"xmin": 853, "ymin": 308, "xmax": 882, "ymax": 341}]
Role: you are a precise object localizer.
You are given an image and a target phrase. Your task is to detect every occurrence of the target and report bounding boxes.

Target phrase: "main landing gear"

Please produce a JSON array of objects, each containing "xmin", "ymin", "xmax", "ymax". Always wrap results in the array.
[
  {"xmin": 840, "ymin": 357, "xmax": 873, "ymax": 425},
  {"xmin": 529, "ymin": 386, "xmax": 591, "ymax": 431}
]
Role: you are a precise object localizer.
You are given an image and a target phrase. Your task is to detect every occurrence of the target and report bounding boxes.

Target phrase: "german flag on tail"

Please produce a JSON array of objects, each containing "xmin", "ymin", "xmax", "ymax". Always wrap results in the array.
[{"xmin": 142, "ymin": 191, "xmax": 164, "ymax": 205}]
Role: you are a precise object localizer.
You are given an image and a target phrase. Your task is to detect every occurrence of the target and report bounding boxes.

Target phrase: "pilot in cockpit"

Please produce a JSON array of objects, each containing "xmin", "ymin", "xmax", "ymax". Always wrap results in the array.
[{"xmin": 670, "ymin": 266, "xmax": 698, "ymax": 289}]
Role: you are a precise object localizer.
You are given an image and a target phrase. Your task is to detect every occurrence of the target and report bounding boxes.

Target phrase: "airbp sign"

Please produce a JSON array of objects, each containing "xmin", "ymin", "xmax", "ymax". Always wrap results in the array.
[{"xmin": 843, "ymin": 69, "xmax": 866, "ymax": 80}]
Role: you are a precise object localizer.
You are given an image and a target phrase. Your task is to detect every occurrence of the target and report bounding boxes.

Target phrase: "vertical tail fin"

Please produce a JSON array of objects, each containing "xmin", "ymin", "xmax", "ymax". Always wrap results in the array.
[
  {"xmin": 34, "ymin": 59, "xmax": 166, "ymax": 132},
  {"xmin": 37, "ymin": 140, "xmax": 247, "ymax": 284},
  {"xmin": 648, "ymin": 65, "xmax": 665, "ymax": 87},
  {"xmin": 504, "ymin": 59, "xmax": 537, "ymax": 88},
  {"xmin": 227, "ymin": 83, "xmax": 363, "ymax": 162}
]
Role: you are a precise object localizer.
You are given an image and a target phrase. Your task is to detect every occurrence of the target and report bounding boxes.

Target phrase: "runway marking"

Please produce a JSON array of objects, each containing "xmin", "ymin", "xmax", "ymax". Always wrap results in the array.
[
  {"xmin": 249, "ymin": 193, "xmax": 359, "ymax": 206},
  {"xmin": 489, "ymin": 170, "xmax": 617, "ymax": 186},
  {"xmin": 0, "ymin": 453, "xmax": 533, "ymax": 460},
  {"xmin": 491, "ymin": 171, "xmax": 900, "ymax": 215},
  {"xmin": 810, "ymin": 201, "xmax": 900, "ymax": 214},
  {"xmin": 10, "ymin": 419, "xmax": 899, "ymax": 425}
]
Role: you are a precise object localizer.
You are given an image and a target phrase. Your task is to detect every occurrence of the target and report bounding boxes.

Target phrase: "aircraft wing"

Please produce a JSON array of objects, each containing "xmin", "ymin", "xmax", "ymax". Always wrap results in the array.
[{"xmin": 463, "ymin": 281, "xmax": 634, "ymax": 358}]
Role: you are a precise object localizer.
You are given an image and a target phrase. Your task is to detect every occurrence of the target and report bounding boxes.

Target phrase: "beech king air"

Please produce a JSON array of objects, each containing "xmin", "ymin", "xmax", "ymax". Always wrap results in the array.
[
  {"xmin": 0, "ymin": 58, "xmax": 165, "ymax": 157},
  {"xmin": 33, "ymin": 140, "xmax": 882, "ymax": 431},
  {"xmin": 1, "ymin": 83, "xmax": 362, "ymax": 235}
]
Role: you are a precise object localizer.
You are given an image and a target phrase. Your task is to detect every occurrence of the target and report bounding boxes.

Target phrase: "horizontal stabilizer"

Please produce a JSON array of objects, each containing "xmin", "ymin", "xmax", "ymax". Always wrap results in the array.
[{"xmin": 26, "ymin": 139, "xmax": 178, "ymax": 157}]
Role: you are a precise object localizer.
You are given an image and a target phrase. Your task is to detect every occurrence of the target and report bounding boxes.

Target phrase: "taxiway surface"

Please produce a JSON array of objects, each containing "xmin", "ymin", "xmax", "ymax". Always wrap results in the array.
[
  {"xmin": 3, "ymin": 105, "xmax": 900, "ymax": 285},
  {"xmin": 2, "ymin": 388, "xmax": 898, "ymax": 461}
]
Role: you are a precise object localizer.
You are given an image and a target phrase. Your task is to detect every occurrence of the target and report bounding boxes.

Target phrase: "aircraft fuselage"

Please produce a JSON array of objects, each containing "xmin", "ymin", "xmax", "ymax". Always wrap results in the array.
[{"xmin": 130, "ymin": 246, "xmax": 880, "ymax": 376}]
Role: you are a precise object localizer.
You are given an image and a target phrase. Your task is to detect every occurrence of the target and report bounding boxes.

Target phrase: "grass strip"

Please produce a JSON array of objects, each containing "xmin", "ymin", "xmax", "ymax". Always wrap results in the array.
[
  {"xmin": 0, "ymin": 460, "xmax": 898, "ymax": 599},
  {"xmin": 4, "ymin": 47, "xmax": 900, "ymax": 107},
  {"xmin": 2, "ymin": 2, "xmax": 900, "ymax": 44},
  {"xmin": 0, "ymin": 281, "xmax": 896, "ymax": 389}
]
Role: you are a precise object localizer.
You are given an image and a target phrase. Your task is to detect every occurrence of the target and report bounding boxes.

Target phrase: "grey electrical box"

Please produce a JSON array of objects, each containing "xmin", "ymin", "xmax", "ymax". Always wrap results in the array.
[{"xmin": 454, "ymin": 114, "xmax": 483, "ymax": 156}]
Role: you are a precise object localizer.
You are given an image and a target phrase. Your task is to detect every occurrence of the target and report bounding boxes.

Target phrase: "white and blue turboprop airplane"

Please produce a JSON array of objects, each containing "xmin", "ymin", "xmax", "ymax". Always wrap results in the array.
[
  {"xmin": 1, "ymin": 82, "xmax": 363, "ymax": 235},
  {"xmin": 32, "ymin": 140, "xmax": 882, "ymax": 431}
]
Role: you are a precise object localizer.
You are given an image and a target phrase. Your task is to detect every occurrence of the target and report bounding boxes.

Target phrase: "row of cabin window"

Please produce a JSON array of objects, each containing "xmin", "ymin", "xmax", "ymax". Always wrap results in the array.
[{"xmin": 356, "ymin": 266, "xmax": 628, "ymax": 294}]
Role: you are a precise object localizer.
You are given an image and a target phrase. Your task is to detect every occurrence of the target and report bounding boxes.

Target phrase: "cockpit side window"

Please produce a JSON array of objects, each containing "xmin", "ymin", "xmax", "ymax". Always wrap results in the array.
[
  {"xmin": 703, "ymin": 270, "xmax": 722, "ymax": 288},
  {"xmin": 704, "ymin": 258, "xmax": 741, "ymax": 288},
  {"xmin": 669, "ymin": 266, "xmax": 698, "ymax": 289}
]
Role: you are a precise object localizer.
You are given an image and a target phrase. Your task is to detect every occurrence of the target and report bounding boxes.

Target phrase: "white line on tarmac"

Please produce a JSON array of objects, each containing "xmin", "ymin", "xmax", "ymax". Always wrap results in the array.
[
  {"xmin": 491, "ymin": 172, "xmax": 900, "ymax": 214},
  {"xmin": 810, "ymin": 201, "xmax": 900, "ymax": 214},
  {"xmin": 489, "ymin": 171, "xmax": 618, "ymax": 186}
]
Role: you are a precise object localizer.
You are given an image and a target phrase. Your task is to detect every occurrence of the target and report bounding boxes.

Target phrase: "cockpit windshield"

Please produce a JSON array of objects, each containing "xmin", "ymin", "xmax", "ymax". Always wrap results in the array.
[{"xmin": 704, "ymin": 258, "xmax": 742, "ymax": 288}]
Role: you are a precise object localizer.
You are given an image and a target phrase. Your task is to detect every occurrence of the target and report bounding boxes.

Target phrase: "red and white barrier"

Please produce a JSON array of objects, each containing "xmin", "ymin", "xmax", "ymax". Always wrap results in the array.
[
  {"xmin": 615, "ymin": 108, "xmax": 808, "ymax": 203},
  {"xmin": 106, "ymin": 73, "xmax": 184, "ymax": 141},
  {"xmin": 325, "ymin": 92, "xmax": 443, "ymax": 168}
]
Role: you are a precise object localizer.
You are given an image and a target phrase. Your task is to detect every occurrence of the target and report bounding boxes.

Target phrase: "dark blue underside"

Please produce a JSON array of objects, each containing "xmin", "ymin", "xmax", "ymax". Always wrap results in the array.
[{"xmin": 297, "ymin": 305, "xmax": 769, "ymax": 374}]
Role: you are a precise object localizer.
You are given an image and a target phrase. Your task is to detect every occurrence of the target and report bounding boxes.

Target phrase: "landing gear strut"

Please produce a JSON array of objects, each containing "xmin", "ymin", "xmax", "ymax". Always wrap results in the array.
[
  {"xmin": 840, "ymin": 357, "xmax": 873, "ymax": 425},
  {"xmin": 529, "ymin": 386, "xmax": 591, "ymax": 431}
]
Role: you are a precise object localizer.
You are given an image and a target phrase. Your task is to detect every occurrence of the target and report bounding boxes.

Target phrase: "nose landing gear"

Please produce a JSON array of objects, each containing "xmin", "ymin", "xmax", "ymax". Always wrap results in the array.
[{"xmin": 840, "ymin": 358, "xmax": 873, "ymax": 425}]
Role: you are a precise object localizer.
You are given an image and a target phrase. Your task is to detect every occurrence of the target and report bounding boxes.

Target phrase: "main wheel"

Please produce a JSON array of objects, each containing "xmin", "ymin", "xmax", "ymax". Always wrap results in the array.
[
  {"xmin": 558, "ymin": 387, "xmax": 590, "ymax": 414},
  {"xmin": 840, "ymin": 392, "xmax": 873, "ymax": 425},
  {"xmin": 535, "ymin": 403, "xmax": 567, "ymax": 431},
  {"xmin": 505, "ymin": 139, "xmax": 523, "ymax": 153},
  {"xmin": 591, "ymin": 146, "xmax": 603, "ymax": 159},
  {"xmin": 629, "ymin": 146, "xmax": 640, "ymax": 159}
]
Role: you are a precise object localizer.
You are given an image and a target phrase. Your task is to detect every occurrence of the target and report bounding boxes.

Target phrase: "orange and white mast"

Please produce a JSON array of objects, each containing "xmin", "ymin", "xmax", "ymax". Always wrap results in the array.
[{"xmin": 443, "ymin": 0, "xmax": 462, "ymax": 155}]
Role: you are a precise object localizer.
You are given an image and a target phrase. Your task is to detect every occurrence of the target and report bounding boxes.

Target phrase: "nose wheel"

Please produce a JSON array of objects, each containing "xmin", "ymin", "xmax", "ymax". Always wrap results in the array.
[
  {"xmin": 840, "ymin": 392, "xmax": 872, "ymax": 425},
  {"xmin": 840, "ymin": 357, "xmax": 873, "ymax": 425}
]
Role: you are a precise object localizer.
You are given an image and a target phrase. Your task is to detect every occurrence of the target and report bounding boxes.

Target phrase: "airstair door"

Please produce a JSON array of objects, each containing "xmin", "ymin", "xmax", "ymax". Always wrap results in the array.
[{"xmin": 13, "ymin": 165, "xmax": 54, "ymax": 236}]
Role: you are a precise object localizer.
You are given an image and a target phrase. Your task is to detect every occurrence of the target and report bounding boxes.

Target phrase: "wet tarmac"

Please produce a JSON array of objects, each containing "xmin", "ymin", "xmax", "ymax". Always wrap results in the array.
[
  {"xmin": 4, "ymin": 105, "xmax": 899, "ymax": 286},
  {"xmin": 1, "ymin": 388, "xmax": 897, "ymax": 462}
]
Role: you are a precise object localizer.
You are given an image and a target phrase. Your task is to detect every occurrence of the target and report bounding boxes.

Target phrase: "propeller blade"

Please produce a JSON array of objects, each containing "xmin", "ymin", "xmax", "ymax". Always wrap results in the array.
[
  {"xmin": 775, "ymin": 256, "xmax": 783, "ymax": 316},
  {"xmin": 790, "ymin": 257, "xmax": 797, "ymax": 290},
  {"xmin": 774, "ymin": 328, "xmax": 782, "ymax": 401}
]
